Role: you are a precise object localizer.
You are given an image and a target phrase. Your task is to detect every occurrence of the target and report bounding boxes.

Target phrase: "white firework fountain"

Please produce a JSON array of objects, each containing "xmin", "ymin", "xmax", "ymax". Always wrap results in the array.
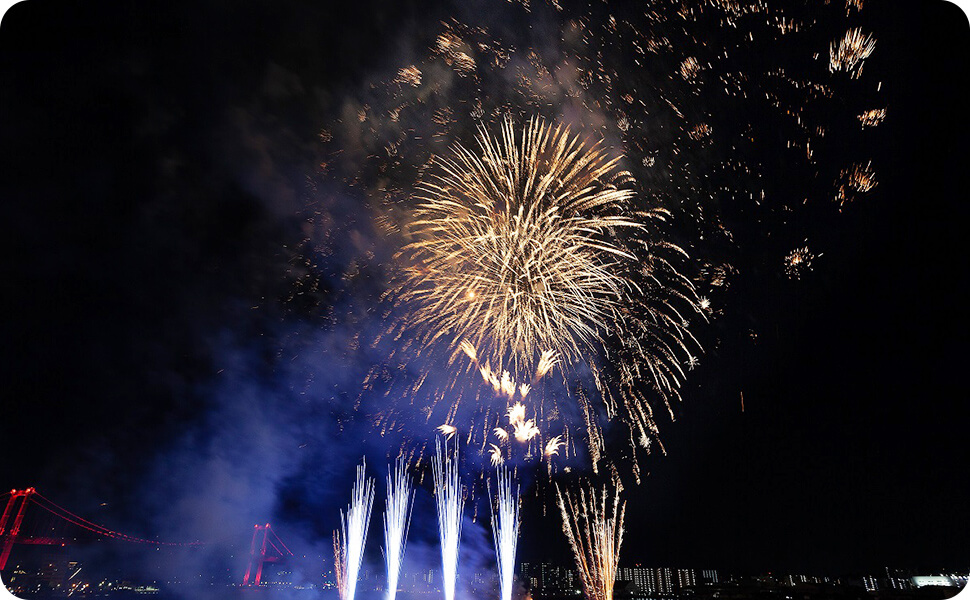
[
  {"xmin": 491, "ymin": 467, "xmax": 520, "ymax": 600},
  {"xmin": 383, "ymin": 457, "xmax": 414, "ymax": 600},
  {"xmin": 433, "ymin": 440, "xmax": 464, "ymax": 600},
  {"xmin": 334, "ymin": 461, "xmax": 376, "ymax": 600}
]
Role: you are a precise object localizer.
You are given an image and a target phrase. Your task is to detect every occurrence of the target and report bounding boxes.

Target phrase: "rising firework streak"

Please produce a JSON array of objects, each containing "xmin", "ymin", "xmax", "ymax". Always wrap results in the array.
[
  {"xmin": 557, "ymin": 482, "xmax": 625, "ymax": 600},
  {"xmin": 334, "ymin": 461, "xmax": 375, "ymax": 600},
  {"xmin": 491, "ymin": 467, "xmax": 520, "ymax": 600},
  {"xmin": 383, "ymin": 457, "xmax": 414, "ymax": 600},
  {"xmin": 433, "ymin": 440, "xmax": 464, "ymax": 600}
]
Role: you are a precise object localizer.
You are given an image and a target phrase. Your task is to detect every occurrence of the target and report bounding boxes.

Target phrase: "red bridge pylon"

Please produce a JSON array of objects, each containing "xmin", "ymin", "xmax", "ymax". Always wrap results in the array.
[
  {"xmin": 0, "ymin": 488, "xmax": 34, "ymax": 571},
  {"xmin": 242, "ymin": 523, "xmax": 293, "ymax": 586}
]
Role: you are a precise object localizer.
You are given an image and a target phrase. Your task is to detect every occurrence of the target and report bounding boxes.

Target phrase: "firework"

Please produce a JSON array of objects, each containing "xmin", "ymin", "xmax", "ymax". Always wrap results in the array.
[
  {"xmin": 544, "ymin": 436, "xmax": 565, "ymax": 458},
  {"xmin": 433, "ymin": 440, "xmax": 464, "ymax": 600},
  {"xmin": 434, "ymin": 31, "xmax": 476, "ymax": 77},
  {"xmin": 437, "ymin": 424, "xmax": 458, "ymax": 439},
  {"xmin": 489, "ymin": 444, "xmax": 505, "ymax": 467},
  {"xmin": 391, "ymin": 117, "xmax": 702, "ymax": 470},
  {"xmin": 465, "ymin": 341, "xmax": 546, "ymax": 402},
  {"xmin": 506, "ymin": 402, "xmax": 540, "ymax": 443},
  {"xmin": 395, "ymin": 65, "xmax": 423, "ymax": 87},
  {"xmin": 557, "ymin": 482, "xmax": 625, "ymax": 600},
  {"xmin": 491, "ymin": 468, "xmax": 520, "ymax": 600},
  {"xmin": 835, "ymin": 161, "xmax": 878, "ymax": 206},
  {"xmin": 327, "ymin": 0, "xmax": 882, "ymax": 475},
  {"xmin": 334, "ymin": 461, "xmax": 376, "ymax": 600},
  {"xmin": 784, "ymin": 245, "xmax": 817, "ymax": 280},
  {"xmin": 858, "ymin": 108, "xmax": 886, "ymax": 128},
  {"xmin": 830, "ymin": 28, "xmax": 876, "ymax": 78},
  {"xmin": 679, "ymin": 56, "xmax": 701, "ymax": 81},
  {"xmin": 383, "ymin": 458, "xmax": 414, "ymax": 600},
  {"xmin": 535, "ymin": 350, "xmax": 557, "ymax": 379},
  {"xmin": 400, "ymin": 116, "xmax": 640, "ymax": 373}
]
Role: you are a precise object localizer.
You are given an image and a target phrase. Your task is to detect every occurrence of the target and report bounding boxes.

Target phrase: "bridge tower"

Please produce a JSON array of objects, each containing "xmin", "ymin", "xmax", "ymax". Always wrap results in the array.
[
  {"xmin": 242, "ymin": 523, "xmax": 292, "ymax": 586},
  {"xmin": 0, "ymin": 488, "xmax": 35, "ymax": 571}
]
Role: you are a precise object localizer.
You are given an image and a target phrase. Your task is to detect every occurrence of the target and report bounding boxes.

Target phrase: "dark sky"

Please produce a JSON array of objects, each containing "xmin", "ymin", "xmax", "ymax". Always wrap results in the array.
[{"xmin": 1, "ymin": 0, "xmax": 968, "ymax": 586}]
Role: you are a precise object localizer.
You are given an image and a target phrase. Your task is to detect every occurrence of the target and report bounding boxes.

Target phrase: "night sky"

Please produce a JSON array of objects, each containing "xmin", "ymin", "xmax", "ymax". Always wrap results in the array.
[{"xmin": 1, "ymin": 0, "xmax": 968, "ymax": 588}]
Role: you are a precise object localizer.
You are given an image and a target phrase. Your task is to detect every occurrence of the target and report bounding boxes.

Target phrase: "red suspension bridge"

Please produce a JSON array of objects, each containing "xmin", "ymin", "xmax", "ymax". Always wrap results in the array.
[{"xmin": 0, "ymin": 488, "xmax": 292, "ymax": 587}]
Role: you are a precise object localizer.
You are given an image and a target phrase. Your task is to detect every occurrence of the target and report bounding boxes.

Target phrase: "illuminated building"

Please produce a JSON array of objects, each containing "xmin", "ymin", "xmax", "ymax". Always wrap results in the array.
[
  {"xmin": 885, "ymin": 567, "xmax": 912, "ymax": 590},
  {"xmin": 911, "ymin": 576, "xmax": 957, "ymax": 588}
]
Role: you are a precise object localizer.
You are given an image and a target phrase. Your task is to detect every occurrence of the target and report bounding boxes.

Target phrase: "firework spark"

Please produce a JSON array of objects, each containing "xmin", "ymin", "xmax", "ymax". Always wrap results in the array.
[
  {"xmin": 535, "ymin": 350, "xmax": 558, "ymax": 379},
  {"xmin": 508, "ymin": 402, "xmax": 540, "ymax": 443},
  {"xmin": 830, "ymin": 28, "xmax": 876, "ymax": 79},
  {"xmin": 557, "ymin": 482, "xmax": 625, "ymax": 600},
  {"xmin": 383, "ymin": 458, "xmax": 413, "ymax": 600},
  {"xmin": 679, "ymin": 56, "xmax": 702, "ymax": 81},
  {"xmin": 395, "ymin": 65, "xmax": 423, "ymax": 87},
  {"xmin": 836, "ymin": 161, "xmax": 878, "ymax": 206},
  {"xmin": 784, "ymin": 245, "xmax": 817, "ymax": 280},
  {"xmin": 465, "ymin": 339, "xmax": 549, "ymax": 402},
  {"xmin": 544, "ymin": 435, "xmax": 565, "ymax": 457},
  {"xmin": 858, "ymin": 108, "xmax": 887, "ymax": 128},
  {"xmin": 491, "ymin": 468, "xmax": 520, "ymax": 600},
  {"xmin": 334, "ymin": 462, "xmax": 376, "ymax": 600},
  {"xmin": 433, "ymin": 440, "xmax": 464, "ymax": 600},
  {"xmin": 489, "ymin": 444, "xmax": 505, "ymax": 467}
]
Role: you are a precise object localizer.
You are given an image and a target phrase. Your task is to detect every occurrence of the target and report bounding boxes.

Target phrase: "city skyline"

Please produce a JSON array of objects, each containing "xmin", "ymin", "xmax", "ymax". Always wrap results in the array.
[{"xmin": 4, "ymin": 552, "xmax": 969, "ymax": 599}]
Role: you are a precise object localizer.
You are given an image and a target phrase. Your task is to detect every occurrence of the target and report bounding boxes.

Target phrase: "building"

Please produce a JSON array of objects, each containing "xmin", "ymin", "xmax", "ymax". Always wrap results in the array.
[
  {"xmin": 677, "ymin": 568, "xmax": 697, "ymax": 590},
  {"xmin": 520, "ymin": 562, "xmax": 539, "ymax": 591},
  {"xmin": 885, "ymin": 567, "xmax": 913, "ymax": 590},
  {"xmin": 911, "ymin": 576, "xmax": 957, "ymax": 588},
  {"xmin": 618, "ymin": 566, "xmax": 652, "ymax": 594},
  {"xmin": 615, "ymin": 567, "xmax": 684, "ymax": 596},
  {"xmin": 700, "ymin": 570, "xmax": 719, "ymax": 585},
  {"xmin": 521, "ymin": 562, "xmax": 577, "ymax": 594},
  {"xmin": 863, "ymin": 574, "xmax": 879, "ymax": 591}
]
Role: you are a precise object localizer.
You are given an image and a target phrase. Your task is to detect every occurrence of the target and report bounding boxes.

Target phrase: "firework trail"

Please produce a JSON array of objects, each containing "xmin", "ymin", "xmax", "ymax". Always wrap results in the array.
[
  {"xmin": 433, "ymin": 440, "xmax": 464, "ymax": 600},
  {"xmin": 383, "ymin": 457, "xmax": 414, "ymax": 600},
  {"xmin": 557, "ymin": 482, "xmax": 625, "ymax": 600},
  {"xmin": 491, "ymin": 467, "xmax": 520, "ymax": 600},
  {"xmin": 334, "ymin": 461, "xmax": 376, "ymax": 600}
]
